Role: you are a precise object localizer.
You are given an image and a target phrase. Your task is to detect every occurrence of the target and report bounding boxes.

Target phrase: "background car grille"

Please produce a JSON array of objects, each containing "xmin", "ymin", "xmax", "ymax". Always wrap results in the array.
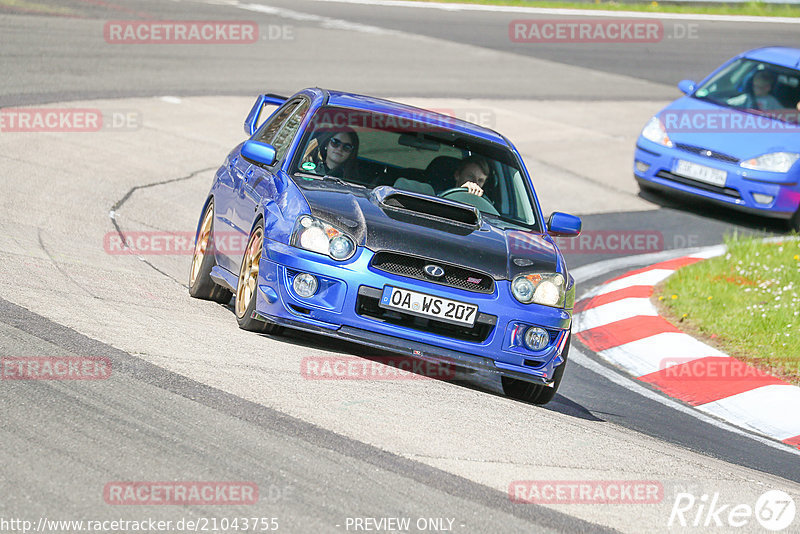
[
  {"xmin": 370, "ymin": 251, "xmax": 495, "ymax": 294},
  {"xmin": 675, "ymin": 143, "xmax": 740, "ymax": 164},
  {"xmin": 356, "ymin": 286, "xmax": 495, "ymax": 343},
  {"xmin": 656, "ymin": 170, "xmax": 741, "ymax": 198}
]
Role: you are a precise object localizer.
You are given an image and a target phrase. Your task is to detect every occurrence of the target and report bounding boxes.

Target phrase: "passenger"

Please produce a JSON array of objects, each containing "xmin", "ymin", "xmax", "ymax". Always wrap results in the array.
[
  {"xmin": 748, "ymin": 70, "xmax": 783, "ymax": 111},
  {"xmin": 302, "ymin": 128, "xmax": 360, "ymax": 180},
  {"xmin": 452, "ymin": 155, "xmax": 491, "ymax": 197}
]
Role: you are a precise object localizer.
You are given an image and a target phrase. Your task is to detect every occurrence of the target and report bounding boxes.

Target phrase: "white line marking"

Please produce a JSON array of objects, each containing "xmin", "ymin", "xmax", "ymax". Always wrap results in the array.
[
  {"xmin": 698, "ymin": 385, "xmax": 800, "ymax": 441},
  {"xmin": 232, "ymin": 2, "xmax": 411, "ymax": 37},
  {"xmin": 581, "ymin": 268, "xmax": 675, "ymax": 299},
  {"xmin": 573, "ymin": 297, "xmax": 656, "ymax": 333},
  {"xmin": 598, "ymin": 333, "xmax": 722, "ymax": 377},
  {"xmin": 309, "ymin": 0, "xmax": 800, "ymax": 24}
]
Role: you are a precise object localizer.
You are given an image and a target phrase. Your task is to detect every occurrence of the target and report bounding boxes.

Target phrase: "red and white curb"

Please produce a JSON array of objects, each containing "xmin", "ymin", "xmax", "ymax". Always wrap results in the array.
[{"xmin": 573, "ymin": 249, "xmax": 800, "ymax": 450}]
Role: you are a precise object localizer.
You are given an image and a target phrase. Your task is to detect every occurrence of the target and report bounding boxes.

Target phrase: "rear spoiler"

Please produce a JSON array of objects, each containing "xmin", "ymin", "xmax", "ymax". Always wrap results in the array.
[{"xmin": 244, "ymin": 93, "xmax": 289, "ymax": 136}]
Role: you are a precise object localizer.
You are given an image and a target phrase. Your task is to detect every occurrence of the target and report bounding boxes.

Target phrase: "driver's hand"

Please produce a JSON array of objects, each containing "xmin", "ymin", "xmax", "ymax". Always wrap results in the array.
[{"xmin": 460, "ymin": 181, "xmax": 484, "ymax": 196}]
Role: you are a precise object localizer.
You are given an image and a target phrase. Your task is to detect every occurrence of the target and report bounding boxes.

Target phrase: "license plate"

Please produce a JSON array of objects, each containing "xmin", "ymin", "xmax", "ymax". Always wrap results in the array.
[
  {"xmin": 379, "ymin": 286, "xmax": 478, "ymax": 327},
  {"xmin": 673, "ymin": 159, "xmax": 727, "ymax": 187}
]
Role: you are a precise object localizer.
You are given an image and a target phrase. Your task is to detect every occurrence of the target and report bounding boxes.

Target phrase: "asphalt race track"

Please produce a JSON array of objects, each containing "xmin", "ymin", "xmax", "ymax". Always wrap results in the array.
[{"xmin": 1, "ymin": 1, "xmax": 799, "ymax": 533}]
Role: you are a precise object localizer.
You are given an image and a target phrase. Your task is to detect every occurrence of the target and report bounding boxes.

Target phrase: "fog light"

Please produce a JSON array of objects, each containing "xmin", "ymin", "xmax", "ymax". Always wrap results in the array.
[
  {"xmin": 635, "ymin": 160, "xmax": 650, "ymax": 173},
  {"xmin": 292, "ymin": 273, "xmax": 318, "ymax": 298},
  {"xmin": 523, "ymin": 327, "xmax": 550, "ymax": 351},
  {"xmin": 752, "ymin": 193, "xmax": 774, "ymax": 205}
]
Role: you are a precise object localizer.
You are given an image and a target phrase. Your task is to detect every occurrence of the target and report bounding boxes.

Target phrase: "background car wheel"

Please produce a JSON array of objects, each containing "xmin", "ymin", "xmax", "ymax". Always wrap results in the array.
[
  {"xmin": 788, "ymin": 207, "xmax": 800, "ymax": 233},
  {"xmin": 235, "ymin": 220, "xmax": 283, "ymax": 335},
  {"xmin": 189, "ymin": 201, "xmax": 233, "ymax": 304},
  {"xmin": 502, "ymin": 335, "xmax": 570, "ymax": 405}
]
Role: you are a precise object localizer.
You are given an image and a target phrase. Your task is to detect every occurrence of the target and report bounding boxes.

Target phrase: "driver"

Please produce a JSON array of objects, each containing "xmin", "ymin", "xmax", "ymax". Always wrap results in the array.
[
  {"xmin": 301, "ymin": 128, "xmax": 360, "ymax": 180},
  {"xmin": 748, "ymin": 70, "xmax": 783, "ymax": 111},
  {"xmin": 452, "ymin": 155, "xmax": 490, "ymax": 197}
]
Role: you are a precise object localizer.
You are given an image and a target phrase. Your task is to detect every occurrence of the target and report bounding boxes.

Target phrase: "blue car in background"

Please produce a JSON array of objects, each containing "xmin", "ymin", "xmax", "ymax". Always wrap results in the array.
[
  {"xmin": 189, "ymin": 88, "xmax": 581, "ymax": 404},
  {"xmin": 634, "ymin": 47, "xmax": 800, "ymax": 231}
]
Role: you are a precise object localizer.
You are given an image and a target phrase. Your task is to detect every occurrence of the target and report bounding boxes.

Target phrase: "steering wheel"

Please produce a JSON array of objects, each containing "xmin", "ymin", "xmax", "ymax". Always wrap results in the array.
[
  {"xmin": 438, "ymin": 187, "xmax": 499, "ymax": 215},
  {"xmin": 439, "ymin": 187, "xmax": 495, "ymax": 205}
]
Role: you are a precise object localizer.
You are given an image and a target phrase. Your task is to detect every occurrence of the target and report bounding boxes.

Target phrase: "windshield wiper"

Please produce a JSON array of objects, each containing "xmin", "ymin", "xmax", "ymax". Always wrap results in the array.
[
  {"xmin": 482, "ymin": 213, "xmax": 536, "ymax": 231},
  {"xmin": 295, "ymin": 171, "xmax": 362, "ymax": 187}
]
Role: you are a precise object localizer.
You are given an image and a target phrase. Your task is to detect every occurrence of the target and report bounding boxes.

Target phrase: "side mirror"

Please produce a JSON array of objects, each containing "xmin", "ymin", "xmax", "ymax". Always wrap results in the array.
[
  {"xmin": 677, "ymin": 79, "xmax": 696, "ymax": 95},
  {"xmin": 244, "ymin": 93, "xmax": 288, "ymax": 136},
  {"xmin": 241, "ymin": 140, "xmax": 277, "ymax": 167},
  {"xmin": 547, "ymin": 212, "xmax": 581, "ymax": 237}
]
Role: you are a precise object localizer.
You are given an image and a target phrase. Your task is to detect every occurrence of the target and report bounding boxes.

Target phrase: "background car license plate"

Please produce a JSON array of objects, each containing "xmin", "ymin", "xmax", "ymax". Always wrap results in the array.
[
  {"xmin": 674, "ymin": 159, "xmax": 727, "ymax": 187},
  {"xmin": 380, "ymin": 286, "xmax": 478, "ymax": 326}
]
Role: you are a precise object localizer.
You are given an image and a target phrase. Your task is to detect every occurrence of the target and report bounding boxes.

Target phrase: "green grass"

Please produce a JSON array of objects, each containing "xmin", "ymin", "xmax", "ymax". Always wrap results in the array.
[
  {"xmin": 657, "ymin": 235, "xmax": 800, "ymax": 385},
  {"xmin": 406, "ymin": 0, "xmax": 800, "ymax": 18}
]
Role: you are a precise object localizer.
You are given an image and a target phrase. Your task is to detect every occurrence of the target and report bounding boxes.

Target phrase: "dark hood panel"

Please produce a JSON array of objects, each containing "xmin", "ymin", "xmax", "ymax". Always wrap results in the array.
[{"xmin": 300, "ymin": 183, "xmax": 558, "ymax": 280}]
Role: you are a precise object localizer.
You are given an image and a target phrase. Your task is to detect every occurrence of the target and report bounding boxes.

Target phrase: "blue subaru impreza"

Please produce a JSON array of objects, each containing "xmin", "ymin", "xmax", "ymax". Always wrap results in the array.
[
  {"xmin": 189, "ymin": 88, "xmax": 581, "ymax": 404},
  {"xmin": 634, "ymin": 47, "xmax": 800, "ymax": 230}
]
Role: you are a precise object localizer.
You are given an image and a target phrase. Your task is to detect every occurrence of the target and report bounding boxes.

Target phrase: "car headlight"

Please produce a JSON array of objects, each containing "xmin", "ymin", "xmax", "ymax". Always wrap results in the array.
[
  {"xmin": 291, "ymin": 216, "xmax": 356, "ymax": 261},
  {"xmin": 511, "ymin": 273, "xmax": 566, "ymax": 307},
  {"xmin": 641, "ymin": 116, "xmax": 673, "ymax": 148},
  {"xmin": 740, "ymin": 152, "xmax": 799, "ymax": 173}
]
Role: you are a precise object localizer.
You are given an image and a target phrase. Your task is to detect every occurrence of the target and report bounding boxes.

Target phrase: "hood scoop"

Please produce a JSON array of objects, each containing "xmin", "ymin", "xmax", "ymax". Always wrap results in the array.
[{"xmin": 372, "ymin": 186, "xmax": 480, "ymax": 230}]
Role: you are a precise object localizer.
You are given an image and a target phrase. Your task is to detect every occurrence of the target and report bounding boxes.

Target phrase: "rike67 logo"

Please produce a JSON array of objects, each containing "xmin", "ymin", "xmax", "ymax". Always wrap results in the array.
[{"xmin": 669, "ymin": 490, "xmax": 796, "ymax": 531}]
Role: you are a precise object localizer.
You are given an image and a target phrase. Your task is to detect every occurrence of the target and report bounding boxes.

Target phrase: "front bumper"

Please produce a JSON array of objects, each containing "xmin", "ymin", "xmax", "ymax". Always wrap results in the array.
[
  {"xmin": 253, "ymin": 240, "xmax": 572, "ymax": 385},
  {"xmin": 634, "ymin": 139, "xmax": 800, "ymax": 220}
]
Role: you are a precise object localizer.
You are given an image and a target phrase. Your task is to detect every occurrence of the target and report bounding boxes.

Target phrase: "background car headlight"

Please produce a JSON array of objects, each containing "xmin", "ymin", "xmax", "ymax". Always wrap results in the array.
[
  {"xmin": 511, "ymin": 273, "xmax": 566, "ymax": 307},
  {"xmin": 740, "ymin": 152, "xmax": 799, "ymax": 173},
  {"xmin": 641, "ymin": 116, "xmax": 673, "ymax": 148},
  {"xmin": 291, "ymin": 216, "xmax": 356, "ymax": 261}
]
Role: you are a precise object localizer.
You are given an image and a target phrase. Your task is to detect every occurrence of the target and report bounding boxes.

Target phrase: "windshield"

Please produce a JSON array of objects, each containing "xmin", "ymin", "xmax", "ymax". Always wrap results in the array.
[
  {"xmin": 292, "ymin": 106, "xmax": 540, "ymax": 229},
  {"xmin": 693, "ymin": 58, "xmax": 800, "ymax": 123}
]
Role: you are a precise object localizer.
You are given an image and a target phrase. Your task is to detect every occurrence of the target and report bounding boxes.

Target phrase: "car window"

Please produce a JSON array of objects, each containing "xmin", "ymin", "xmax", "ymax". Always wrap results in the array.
[
  {"xmin": 357, "ymin": 129, "xmax": 463, "ymax": 168},
  {"xmin": 254, "ymin": 100, "xmax": 301, "ymax": 145},
  {"xmin": 292, "ymin": 106, "xmax": 541, "ymax": 229},
  {"xmin": 271, "ymin": 100, "xmax": 310, "ymax": 162},
  {"xmin": 694, "ymin": 59, "xmax": 800, "ymax": 121}
]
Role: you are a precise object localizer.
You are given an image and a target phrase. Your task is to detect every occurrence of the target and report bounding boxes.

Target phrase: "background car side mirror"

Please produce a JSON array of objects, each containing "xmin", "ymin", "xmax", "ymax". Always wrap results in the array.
[
  {"xmin": 677, "ymin": 79, "xmax": 696, "ymax": 95},
  {"xmin": 547, "ymin": 212, "xmax": 581, "ymax": 237},
  {"xmin": 241, "ymin": 140, "xmax": 277, "ymax": 167}
]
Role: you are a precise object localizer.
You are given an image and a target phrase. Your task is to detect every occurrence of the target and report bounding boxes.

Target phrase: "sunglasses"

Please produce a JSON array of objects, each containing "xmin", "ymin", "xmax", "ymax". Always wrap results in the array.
[{"xmin": 328, "ymin": 137, "xmax": 354, "ymax": 152}]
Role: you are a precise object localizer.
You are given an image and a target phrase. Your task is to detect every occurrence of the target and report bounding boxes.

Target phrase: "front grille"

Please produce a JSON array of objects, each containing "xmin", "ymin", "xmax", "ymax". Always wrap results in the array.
[
  {"xmin": 675, "ymin": 143, "xmax": 739, "ymax": 164},
  {"xmin": 356, "ymin": 286, "xmax": 495, "ymax": 343},
  {"xmin": 656, "ymin": 170, "xmax": 741, "ymax": 198},
  {"xmin": 371, "ymin": 251, "xmax": 495, "ymax": 294}
]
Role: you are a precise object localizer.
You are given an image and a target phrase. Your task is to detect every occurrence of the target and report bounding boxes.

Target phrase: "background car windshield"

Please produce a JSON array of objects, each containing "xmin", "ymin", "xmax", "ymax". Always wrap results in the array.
[
  {"xmin": 294, "ymin": 106, "xmax": 539, "ymax": 227},
  {"xmin": 693, "ymin": 58, "xmax": 800, "ymax": 122}
]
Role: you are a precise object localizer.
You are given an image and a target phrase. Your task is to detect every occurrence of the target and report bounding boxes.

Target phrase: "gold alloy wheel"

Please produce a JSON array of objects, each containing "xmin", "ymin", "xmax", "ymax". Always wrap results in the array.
[
  {"xmin": 190, "ymin": 207, "xmax": 213, "ymax": 287},
  {"xmin": 236, "ymin": 226, "xmax": 263, "ymax": 318}
]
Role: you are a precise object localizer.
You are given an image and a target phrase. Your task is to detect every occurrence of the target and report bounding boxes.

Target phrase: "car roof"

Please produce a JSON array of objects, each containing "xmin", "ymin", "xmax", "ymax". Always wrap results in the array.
[
  {"xmin": 301, "ymin": 88, "xmax": 509, "ymax": 146},
  {"xmin": 741, "ymin": 47, "xmax": 800, "ymax": 69}
]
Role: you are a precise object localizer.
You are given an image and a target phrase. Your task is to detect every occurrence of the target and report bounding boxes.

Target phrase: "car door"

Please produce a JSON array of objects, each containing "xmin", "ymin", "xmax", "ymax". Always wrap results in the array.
[{"xmin": 229, "ymin": 98, "xmax": 310, "ymax": 270}]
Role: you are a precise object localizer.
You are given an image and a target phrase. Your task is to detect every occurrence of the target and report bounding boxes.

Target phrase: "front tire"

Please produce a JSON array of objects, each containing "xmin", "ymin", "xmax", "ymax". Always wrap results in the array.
[
  {"xmin": 235, "ymin": 220, "xmax": 283, "ymax": 335},
  {"xmin": 502, "ymin": 335, "xmax": 570, "ymax": 405},
  {"xmin": 189, "ymin": 201, "xmax": 233, "ymax": 304}
]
